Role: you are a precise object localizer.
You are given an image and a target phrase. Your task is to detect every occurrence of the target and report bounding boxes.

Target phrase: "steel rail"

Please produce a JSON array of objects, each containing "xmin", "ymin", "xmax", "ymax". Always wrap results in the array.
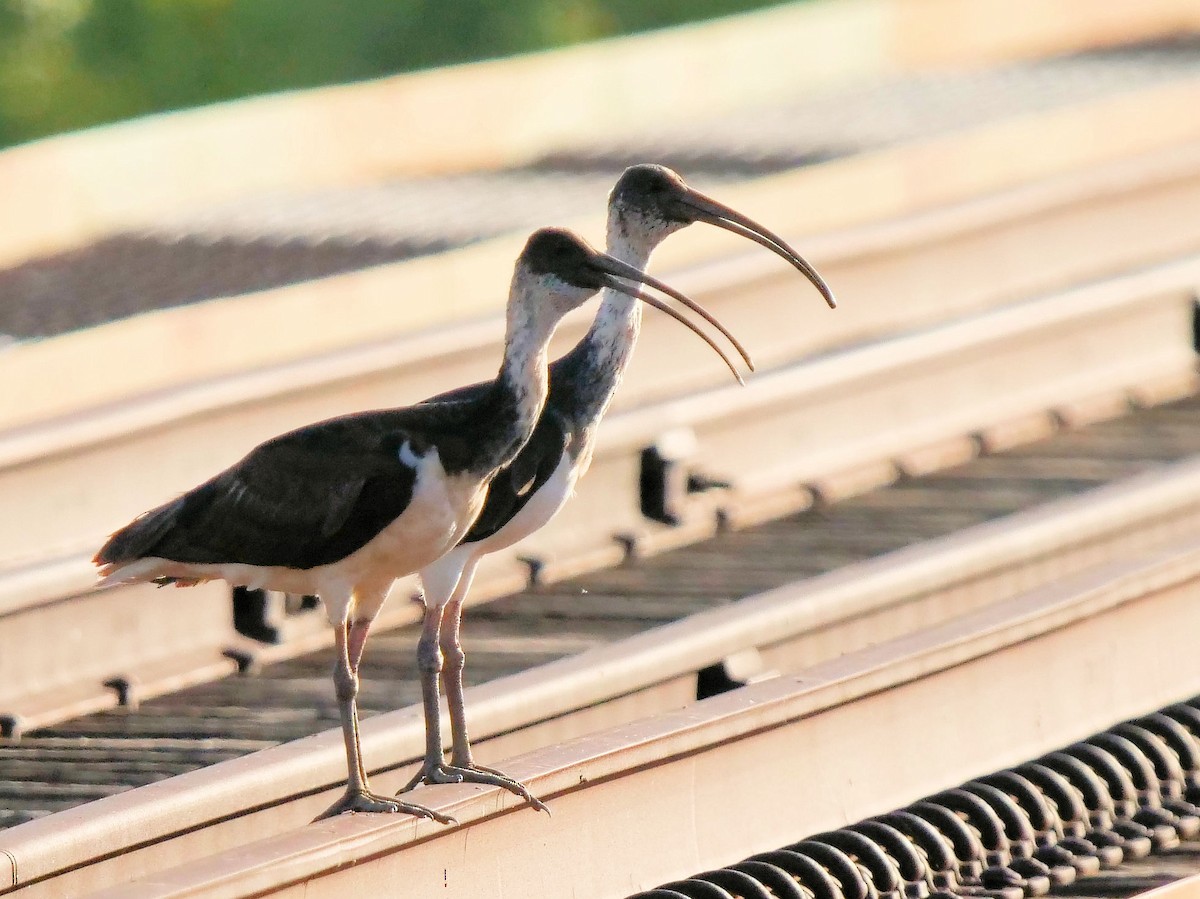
[
  {"xmin": 11, "ymin": 423, "xmax": 1200, "ymax": 894},
  {"xmin": 1, "ymin": 252, "xmax": 1194, "ymax": 738},
  {"xmin": 73, "ymin": 533, "xmax": 1200, "ymax": 898}
]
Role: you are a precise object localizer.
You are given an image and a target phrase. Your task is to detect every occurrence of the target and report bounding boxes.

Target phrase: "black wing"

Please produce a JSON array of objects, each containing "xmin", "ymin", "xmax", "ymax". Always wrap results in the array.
[
  {"xmin": 96, "ymin": 415, "xmax": 426, "ymax": 571},
  {"xmin": 423, "ymin": 376, "xmax": 493, "ymax": 406},
  {"xmin": 461, "ymin": 409, "xmax": 570, "ymax": 544}
]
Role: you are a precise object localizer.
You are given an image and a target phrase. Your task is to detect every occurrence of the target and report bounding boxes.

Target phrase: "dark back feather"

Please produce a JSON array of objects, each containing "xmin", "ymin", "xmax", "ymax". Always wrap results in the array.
[{"xmin": 96, "ymin": 395, "xmax": 516, "ymax": 572}]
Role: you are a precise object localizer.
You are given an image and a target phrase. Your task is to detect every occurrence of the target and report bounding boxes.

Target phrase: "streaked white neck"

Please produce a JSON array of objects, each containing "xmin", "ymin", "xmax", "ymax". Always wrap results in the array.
[
  {"xmin": 581, "ymin": 214, "xmax": 657, "ymax": 376},
  {"xmin": 493, "ymin": 276, "xmax": 557, "ymax": 459}
]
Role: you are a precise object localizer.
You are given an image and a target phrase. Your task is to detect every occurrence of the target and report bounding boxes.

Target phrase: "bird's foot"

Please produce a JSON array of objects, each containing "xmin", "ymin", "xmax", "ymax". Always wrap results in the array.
[
  {"xmin": 401, "ymin": 759, "xmax": 465, "ymax": 790},
  {"xmin": 401, "ymin": 761, "xmax": 549, "ymax": 814},
  {"xmin": 321, "ymin": 787, "xmax": 456, "ymax": 824}
]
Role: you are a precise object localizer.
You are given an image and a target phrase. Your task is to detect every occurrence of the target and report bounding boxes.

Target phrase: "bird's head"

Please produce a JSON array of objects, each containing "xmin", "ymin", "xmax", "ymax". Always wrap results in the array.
[
  {"xmin": 608, "ymin": 163, "xmax": 838, "ymax": 309},
  {"xmin": 514, "ymin": 227, "xmax": 753, "ymax": 383},
  {"xmin": 608, "ymin": 164, "xmax": 696, "ymax": 246}
]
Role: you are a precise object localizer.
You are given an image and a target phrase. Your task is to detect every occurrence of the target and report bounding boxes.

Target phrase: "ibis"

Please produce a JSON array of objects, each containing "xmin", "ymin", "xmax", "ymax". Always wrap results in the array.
[
  {"xmin": 94, "ymin": 226, "xmax": 747, "ymax": 821},
  {"xmin": 404, "ymin": 165, "xmax": 837, "ymax": 808}
]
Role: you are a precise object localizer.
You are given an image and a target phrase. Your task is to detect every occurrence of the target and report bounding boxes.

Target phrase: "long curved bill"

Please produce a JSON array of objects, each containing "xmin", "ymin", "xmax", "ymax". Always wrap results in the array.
[
  {"xmin": 674, "ymin": 188, "xmax": 837, "ymax": 310},
  {"xmin": 587, "ymin": 252, "xmax": 750, "ymax": 386}
]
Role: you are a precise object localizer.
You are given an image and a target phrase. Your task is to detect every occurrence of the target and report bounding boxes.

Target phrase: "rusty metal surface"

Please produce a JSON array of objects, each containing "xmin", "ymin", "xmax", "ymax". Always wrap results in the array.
[{"xmin": 1, "ymin": 38, "xmax": 1199, "ymax": 340}]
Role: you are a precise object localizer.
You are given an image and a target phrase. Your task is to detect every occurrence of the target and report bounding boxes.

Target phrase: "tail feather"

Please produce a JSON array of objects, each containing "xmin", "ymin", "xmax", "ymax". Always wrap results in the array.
[
  {"xmin": 94, "ymin": 498, "xmax": 183, "ymax": 574},
  {"xmin": 94, "ymin": 556, "xmax": 171, "ymax": 588}
]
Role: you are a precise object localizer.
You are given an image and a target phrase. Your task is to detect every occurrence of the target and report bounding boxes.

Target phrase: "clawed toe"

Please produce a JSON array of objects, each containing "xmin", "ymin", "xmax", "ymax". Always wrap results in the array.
[
  {"xmin": 472, "ymin": 768, "xmax": 550, "ymax": 814},
  {"xmin": 410, "ymin": 762, "xmax": 549, "ymax": 814},
  {"xmin": 321, "ymin": 788, "xmax": 456, "ymax": 825}
]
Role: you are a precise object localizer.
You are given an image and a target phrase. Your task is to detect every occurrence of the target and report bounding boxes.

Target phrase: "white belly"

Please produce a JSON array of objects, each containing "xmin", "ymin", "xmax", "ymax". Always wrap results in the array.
[
  {"xmin": 418, "ymin": 453, "xmax": 579, "ymax": 610},
  {"xmin": 471, "ymin": 453, "xmax": 577, "ymax": 556}
]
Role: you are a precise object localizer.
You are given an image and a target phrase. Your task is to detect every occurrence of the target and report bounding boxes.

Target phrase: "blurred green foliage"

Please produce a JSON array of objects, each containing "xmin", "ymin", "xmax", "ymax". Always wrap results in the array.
[{"xmin": 0, "ymin": 0, "xmax": 791, "ymax": 148}]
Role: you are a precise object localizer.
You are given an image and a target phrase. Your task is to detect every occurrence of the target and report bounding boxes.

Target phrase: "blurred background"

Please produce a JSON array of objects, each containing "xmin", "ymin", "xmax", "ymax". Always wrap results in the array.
[{"xmin": 0, "ymin": 0, "xmax": 785, "ymax": 149}]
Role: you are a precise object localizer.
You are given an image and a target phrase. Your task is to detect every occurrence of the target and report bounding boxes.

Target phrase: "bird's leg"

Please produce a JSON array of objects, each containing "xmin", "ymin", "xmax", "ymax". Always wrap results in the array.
[
  {"xmin": 441, "ymin": 585, "xmax": 477, "ymax": 767},
  {"xmin": 322, "ymin": 619, "xmax": 453, "ymax": 823},
  {"xmin": 398, "ymin": 570, "xmax": 544, "ymax": 811},
  {"xmin": 399, "ymin": 602, "xmax": 460, "ymax": 791},
  {"xmin": 343, "ymin": 615, "xmax": 376, "ymax": 787},
  {"xmin": 346, "ymin": 615, "xmax": 374, "ymax": 672},
  {"xmin": 439, "ymin": 572, "xmax": 549, "ymax": 814}
]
